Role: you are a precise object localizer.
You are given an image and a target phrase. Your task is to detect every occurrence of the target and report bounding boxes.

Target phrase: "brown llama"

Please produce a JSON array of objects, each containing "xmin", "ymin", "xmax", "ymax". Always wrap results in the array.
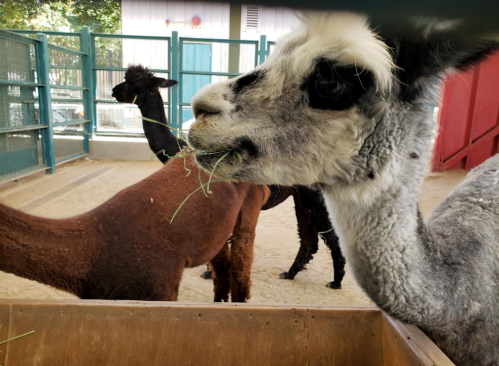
[
  {"xmin": 0, "ymin": 156, "xmax": 269, "ymax": 302},
  {"xmin": 112, "ymin": 65, "xmax": 346, "ymax": 289}
]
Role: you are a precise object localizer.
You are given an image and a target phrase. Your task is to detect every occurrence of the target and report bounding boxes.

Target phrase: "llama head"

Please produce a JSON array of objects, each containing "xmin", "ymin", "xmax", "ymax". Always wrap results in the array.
[
  {"xmin": 112, "ymin": 65, "xmax": 177, "ymax": 104},
  {"xmin": 188, "ymin": 12, "xmax": 498, "ymax": 200}
]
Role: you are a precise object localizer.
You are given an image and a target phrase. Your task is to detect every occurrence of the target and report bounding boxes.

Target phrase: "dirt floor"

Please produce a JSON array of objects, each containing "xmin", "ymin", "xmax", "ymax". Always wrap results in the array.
[{"xmin": 0, "ymin": 158, "xmax": 468, "ymax": 306}]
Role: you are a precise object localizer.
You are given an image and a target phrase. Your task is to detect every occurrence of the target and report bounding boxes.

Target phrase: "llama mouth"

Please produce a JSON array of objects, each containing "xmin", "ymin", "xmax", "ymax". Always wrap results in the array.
[
  {"xmin": 194, "ymin": 150, "xmax": 241, "ymax": 179},
  {"xmin": 111, "ymin": 91, "xmax": 122, "ymax": 102},
  {"xmin": 195, "ymin": 149, "xmax": 240, "ymax": 165},
  {"xmin": 189, "ymin": 135, "xmax": 258, "ymax": 177}
]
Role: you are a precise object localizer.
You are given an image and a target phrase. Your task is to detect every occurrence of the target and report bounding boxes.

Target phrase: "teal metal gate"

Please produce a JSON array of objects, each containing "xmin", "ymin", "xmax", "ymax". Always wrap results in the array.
[
  {"xmin": 91, "ymin": 33, "xmax": 172, "ymax": 135},
  {"xmin": 0, "ymin": 31, "xmax": 41, "ymax": 178},
  {"xmin": 180, "ymin": 42, "xmax": 212, "ymax": 123}
]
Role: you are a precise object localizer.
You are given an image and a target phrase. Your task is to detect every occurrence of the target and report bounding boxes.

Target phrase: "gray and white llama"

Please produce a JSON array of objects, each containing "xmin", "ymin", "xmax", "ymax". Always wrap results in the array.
[{"xmin": 186, "ymin": 12, "xmax": 499, "ymax": 366}]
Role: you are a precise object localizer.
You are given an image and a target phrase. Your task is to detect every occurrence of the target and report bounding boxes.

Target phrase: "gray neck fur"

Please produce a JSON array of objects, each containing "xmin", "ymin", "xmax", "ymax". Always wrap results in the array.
[{"xmin": 326, "ymin": 94, "xmax": 499, "ymax": 365}]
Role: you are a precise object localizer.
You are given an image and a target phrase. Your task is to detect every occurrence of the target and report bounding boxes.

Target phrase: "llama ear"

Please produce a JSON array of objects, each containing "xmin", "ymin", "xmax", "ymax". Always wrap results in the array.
[
  {"xmin": 383, "ymin": 26, "xmax": 499, "ymax": 100},
  {"xmin": 150, "ymin": 77, "xmax": 178, "ymax": 89}
]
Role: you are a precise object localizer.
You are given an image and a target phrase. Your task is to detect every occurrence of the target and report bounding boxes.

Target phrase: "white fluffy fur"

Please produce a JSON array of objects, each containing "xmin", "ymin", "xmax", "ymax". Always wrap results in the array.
[{"xmin": 268, "ymin": 12, "xmax": 396, "ymax": 92}]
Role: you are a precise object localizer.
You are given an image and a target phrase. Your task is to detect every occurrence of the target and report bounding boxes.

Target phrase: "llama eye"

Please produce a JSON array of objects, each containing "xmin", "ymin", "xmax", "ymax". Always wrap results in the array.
[
  {"xmin": 315, "ymin": 79, "xmax": 346, "ymax": 98},
  {"xmin": 303, "ymin": 61, "xmax": 374, "ymax": 111}
]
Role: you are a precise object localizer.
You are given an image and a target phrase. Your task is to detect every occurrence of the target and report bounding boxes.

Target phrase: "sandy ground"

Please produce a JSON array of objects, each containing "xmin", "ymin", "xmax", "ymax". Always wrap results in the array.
[{"xmin": 0, "ymin": 158, "xmax": 467, "ymax": 306}]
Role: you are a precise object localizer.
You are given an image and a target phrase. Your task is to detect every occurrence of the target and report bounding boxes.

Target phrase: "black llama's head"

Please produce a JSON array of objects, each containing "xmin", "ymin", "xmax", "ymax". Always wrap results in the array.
[{"xmin": 112, "ymin": 65, "xmax": 177, "ymax": 104}]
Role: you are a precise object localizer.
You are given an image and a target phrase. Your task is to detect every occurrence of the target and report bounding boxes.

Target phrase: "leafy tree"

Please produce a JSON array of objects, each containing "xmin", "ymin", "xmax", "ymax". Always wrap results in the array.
[
  {"xmin": 0, "ymin": 0, "xmax": 121, "ymax": 34},
  {"xmin": 0, "ymin": 0, "xmax": 123, "ymax": 84}
]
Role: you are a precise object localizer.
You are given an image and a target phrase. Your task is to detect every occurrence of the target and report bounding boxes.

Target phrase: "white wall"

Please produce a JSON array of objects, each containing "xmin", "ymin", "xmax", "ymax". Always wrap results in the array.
[
  {"xmin": 121, "ymin": 1, "xmax": 300, "ymax": 42},
  {"xmin": 118, "ymin": 1, "xmax": 300, "ymax": 105},
  {"xmin": 121, "ymin": 0, "xmax": 230, "ymax": 38},
  {"xmin": 240, "ymin": 6, "xmax": 301, "ymax": 43},
  {"xmin": 119, "ymin": 1, "xmax": 300, "ymax": 71}
]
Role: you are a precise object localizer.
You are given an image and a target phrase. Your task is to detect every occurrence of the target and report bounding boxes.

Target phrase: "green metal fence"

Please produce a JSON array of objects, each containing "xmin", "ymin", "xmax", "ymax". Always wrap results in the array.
[
  {"xmin": 0, "ymin": 30, "xmax": 43, "ymax": 180},
  {"xmin": 48, "ymin": 39, "xmax": 90, "ymax": 162},
  {"xmin": 178, "ymin": 37, "xmax": 259, "ymax": 128},
  {"xmin": 91, "ymin": 33, "xmax": 173, "ymax": 135},
  {"xmin": 0, "ymin": 29, "xmax": 91, "ymax": 181},
  {"xmin": 1, "ymin": 28, "xmax": 275, "ymax": 182}
]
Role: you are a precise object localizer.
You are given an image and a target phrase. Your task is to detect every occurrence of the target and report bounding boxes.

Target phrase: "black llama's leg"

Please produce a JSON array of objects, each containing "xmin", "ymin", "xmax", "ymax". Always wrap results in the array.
[
  {"xmin": 200, "ymin": 263, "xmax": 213, "ymax": 279},
  {"xmin": 310, "ymin": 187, "xmax": 346, "ymax": 289},
  {"xmin": 281, "ymin": 186, "xmax": 346, "ymax": 288},
  {"xmin": 209, "ymin": 242, "xmax": 231, "ymax": 302},
  {"xmin": 280, "ymin": 190, "xmax": 319, "ymax": 280},
  {"xmin": 320, "ymin": 228, "xmax": 345, "ymax": 289}
]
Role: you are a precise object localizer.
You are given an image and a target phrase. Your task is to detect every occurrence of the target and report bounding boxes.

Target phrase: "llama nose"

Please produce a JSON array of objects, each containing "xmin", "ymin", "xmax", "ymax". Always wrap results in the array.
[{"xmin": 192, "ymin": 99, "xmax": 221, "ymax": 118}]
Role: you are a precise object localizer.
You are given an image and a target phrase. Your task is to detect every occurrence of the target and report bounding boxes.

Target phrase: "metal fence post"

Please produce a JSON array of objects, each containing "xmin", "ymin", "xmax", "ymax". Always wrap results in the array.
[
  {"xmin": 258, "ymin": 35, "xmax": 267, "ymax": 65},
  {"xmin": 170, "ymin": 31, "xmax": 180, "ymax": 135},
  {"xmin": 35, "ymin": 33, "xmax": 56, "ymax": 174},
  {"xmin": 80, "ymin": 26, "xmax": 94, "ymax": 153}
]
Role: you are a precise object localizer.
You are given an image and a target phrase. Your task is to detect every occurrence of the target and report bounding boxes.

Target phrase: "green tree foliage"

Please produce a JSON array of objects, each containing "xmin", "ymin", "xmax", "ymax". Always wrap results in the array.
[
  {"xmin": 0, "ymin": 0, "xmax": 123, "ymax": 94},
  {"xmin": 0, "ymin": 0, "xmax": 121, "ymax": 33},
  {"xmin": 0, "ymin": 0, "xmax": 122, "ymax": 74}
]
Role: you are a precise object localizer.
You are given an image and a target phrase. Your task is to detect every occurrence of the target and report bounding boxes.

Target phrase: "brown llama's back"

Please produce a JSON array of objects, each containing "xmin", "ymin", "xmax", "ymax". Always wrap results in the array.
[
  {"xmin": 0, "ymin": 156, "xmax": 269, "ymax": 301},
  {"xmin": 0, "ymin": 203, "xmax": 99, "ymax": 295}
]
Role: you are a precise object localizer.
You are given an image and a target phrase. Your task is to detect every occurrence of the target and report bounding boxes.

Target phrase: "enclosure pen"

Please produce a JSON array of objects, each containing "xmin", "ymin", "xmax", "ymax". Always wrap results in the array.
[
  {"xmin": 0, "ymin": 26, "xmax": 276, "ymax": 183},
  {"xmin": 0, "ymin": 29, "xmax": 91, "ymax": 182},
  {"xmin": 2, "ymin": 8, "xmax": 496, "ymax": 365}
]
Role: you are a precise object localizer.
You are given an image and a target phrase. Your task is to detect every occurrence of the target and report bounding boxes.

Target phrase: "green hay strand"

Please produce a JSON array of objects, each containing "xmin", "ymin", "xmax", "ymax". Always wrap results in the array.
[
  {"xmin": 141, "ymin": 116, "xmax": 184, "ymax": 135},
  {"xmin": 318, "ymin": 227, "xmax": 334, "ymax": 242},
  {"xmin": 162, "ymin": 145, "xmax": 241, "ymax": 224},
  {"xmin": 206, "ymin": 151, "xmax": 231, "ymax": 194},
  {"xmin": 170, "ymin": 178, "xmax": 230, "ymax": 224},
  {"xmin": 182, "ymin": 147, "xmax": 192, "ymax": 177},
  {"xmin": 198, "ymin": 169, "xmax": 209, "ymax": 197},
  {"xmin": 234, "ymin": 152, "xmax": 243, "ymax": 164},
  {"xmin": 0, "ymin": 330, "xmax": 35, "ymax": 345}
]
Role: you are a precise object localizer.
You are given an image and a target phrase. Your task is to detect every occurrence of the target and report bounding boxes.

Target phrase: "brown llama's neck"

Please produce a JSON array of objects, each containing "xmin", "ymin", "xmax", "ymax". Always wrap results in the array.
[
  {"xmin": 137, "ymin": 90, "xmax": 187, "ymax": 163},
  {"xmin": 0, "ymin": 203, "xmax": 99, "ymax": 296}
]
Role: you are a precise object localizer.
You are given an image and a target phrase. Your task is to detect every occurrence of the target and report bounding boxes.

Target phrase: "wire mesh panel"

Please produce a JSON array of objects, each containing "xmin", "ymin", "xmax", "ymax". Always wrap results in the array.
[
  {"xmin": 96, "ymin": 69, "xmax": 122, "ymax": 101},
  {"xmin": 94, "ymin": 37, "xmax": 170, "ymax": 70},
  {"xmin": 0, "ymin": 85, "xmax": 39, "ymax": 129},
  {"xmin": 0, "ymin": 30, "xmax": 45, "ymax": 181},
  {"xmin": 53, "ymin": 123, "xmax": 85, "ymax": 161},
  {"xmin": 179, "ymin": 38, "xmax": 258, "ymax": 126},
  {"xmin": 0, "ymin": 130, "xmax": 43, "ymax": 178},
  {"xmin": 45, "ymin": 35, "xmax": 80, "ymax": 51},
  {"xmin": 93, "ymin": 35, "xmax": 171, "ymax": 135},
  {"xmin": 48, "ymin": 48, "xmax": 83, "ymax": 87},
  {"xmin": 0, "ymin": 35, "xmax": 38, "ymax": 129},
  {"xmin": 97, "ymin": 104, "xmax": 171, "ymax": 134},
  {"xmin": 11, "ymin": 31, "xmax": 81, "ymax": 51},
  {"xmin": 0, "ymin": 36, "xmax": 37, "ymax": 84},
  {"xmin": 47, "ymin": 44, "xmax": 88, "ymax": 163}
]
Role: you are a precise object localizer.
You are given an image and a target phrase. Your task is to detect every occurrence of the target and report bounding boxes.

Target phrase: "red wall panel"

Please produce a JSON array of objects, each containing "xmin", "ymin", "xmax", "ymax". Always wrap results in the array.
[
  {"xmin": 440, "ymin": 70, "xmax": 477, "ymax": 161},
  {"xmin": 466, "ymin": 55, "xmax": 499, "ymax": 169},
  {"xmin": 432, "ymin": 52, "xmax": 499, "ymax": 171}
]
